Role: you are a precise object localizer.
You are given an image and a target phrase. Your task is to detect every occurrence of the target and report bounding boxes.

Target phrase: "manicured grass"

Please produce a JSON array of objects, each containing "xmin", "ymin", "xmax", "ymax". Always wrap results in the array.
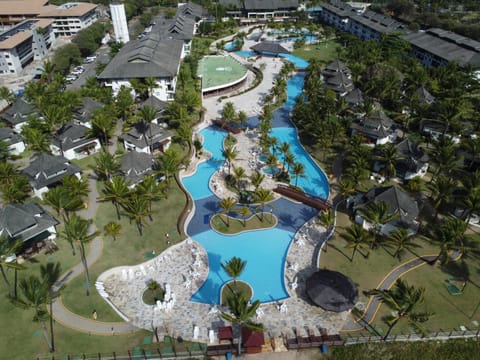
[
  {"xmin": 221, "ymin": 280, "xmax": 253, "ymax": 306},
  {"xmin": 211, "ymin": 212, "xmax": 277, "ymax": 234},
  {"xmin": 61, "ymin": 182, "xmax": 186, "ymax": 319},
  {"xmin": 292, "ymin": 40, "xmax": 341, "ymax": 63},
  {"xmin": 71, "ymin": 152, "xmax": 100, "ymax": 171}
]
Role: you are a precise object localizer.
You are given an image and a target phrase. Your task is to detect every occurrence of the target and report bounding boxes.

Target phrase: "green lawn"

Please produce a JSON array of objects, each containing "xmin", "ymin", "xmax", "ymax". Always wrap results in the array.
[
  {"xmin": 292, "ymin": 40, "xmax": 341, "ymax": 63},
  {"xmin": 211, "ymin": 212, "xmax": 277, "ymax": 234}
]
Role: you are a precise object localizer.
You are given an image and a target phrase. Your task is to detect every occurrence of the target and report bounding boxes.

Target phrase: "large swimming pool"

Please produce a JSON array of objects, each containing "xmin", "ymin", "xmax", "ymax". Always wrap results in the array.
[{"xmin": 182, "ymin": 67, "xmax": 329, "ymax": 304}]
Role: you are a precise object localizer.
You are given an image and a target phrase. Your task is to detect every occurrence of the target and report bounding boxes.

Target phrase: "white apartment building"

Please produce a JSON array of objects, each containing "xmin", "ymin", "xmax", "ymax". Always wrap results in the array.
[
  {"xmin": 38, "ymin": 2, "xmax": 98, "ymax": 37},
  {"xmin": 0, "ymin": 19, "xmax": 55, "ymax": 75},
  {"xmin": 110, "ymin": 1, "xmax": 129, "ymax": 43}
]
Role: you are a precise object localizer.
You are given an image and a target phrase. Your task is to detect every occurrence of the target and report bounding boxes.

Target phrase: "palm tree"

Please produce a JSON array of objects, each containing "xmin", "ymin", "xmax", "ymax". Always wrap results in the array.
[
  {"xmin": 0, "ymin": 85, "xmax": 15, "ymax": 105},
  {"xmin": 15, "ymin": 275, "xmax": 53, "ymax": 351},
  {"xmin": 334, "ymin": 178, "xmax": 355, "ymax": 205},
  {"xmin": 253, "ymin": 188, "xmax": 275, "ymax": 222},
  {"xmin": 291, "ymin": 162, "xmax": 306, "ymax": 187},
  {"xmin": 358, "ymin": 201, "xmax": 398, "ymax": 249},
  {"xmin": 368, "ymin": 279, "xmax": 432, "ymax": 340},
  {"xmin": 122, "ymin": 194, "xmax": 150, "ymax": 236},
  {"xmin": 155, "ymin": 148, "xmax": 181, "ymax": 184},
  {"xmin": 136, "ymin": 175, "xmax": 166, "ymax": 216},
  {"xmin": 220, "ymin": 292, "xmax": 263, "ymax": 356},
  {"xmin": 222, "ymin": 145, "xmax": 238, "ymax": 176},
  {"xmin": 341, "ymin": 223, "xmax": 371, "ymax": 261},
  {"xmin": 42, "ymin": 105, "xmax": 67, "ymax": 133},
  {"xmin": 460, "ymin": 190, "xmax": 480, "ymax": 224},
  {"xmin": 0, "ymin": 139, "xmax": 12, "ymax": 160},
  {"xmin": 115, "ymin": 85, "xmax": 134, "ymax": 121},
  {"xmin": 0, "ymin": 236, "xmax": 24, "ymax": 298},
  {"xmin": 100, "ymin": 176, "xmax": 131, "ymax": 220},
  {"xmin": 232, "ymin": 166, "xmax": 246, "ymax": 190},
  {"xmin": 144, "ymin": 77, "xmax": 157, "ymax": 98},
  {"xmin": 60, "ymin": 214, "xmax": 98, "ymax": 295},
  {"xmin": 43, "ymin": 186, "xmax": 84, "ymax": 221},
  {"xmin": 284, "ymin": 152, "xmax": 296, "ymax": 173},
  {"xmin": 221, "ymin": 102, "xmax": 236, "ymax": 124},
  {"xmin": 221, "ymin": 256, "xmax": 246, "ymax": 287},
  {"xmin": 104, "ymin": 221, "xmax": 122, "ymax": 241},
  {"xmin": 139, "ymin": 105, "xmax": 158, "ymax": 152},
  {"xmin": 374, "ymin": 143, "xmax": 403, "ymax": 179},
  {"xmin": 61, "ymin": 175, "xmax": 89, "ymax": 200},
  {"xmin": 21, "ymin": 127, "xmax": 51, "ymax": 154},
  {"xmin": 428, "ymin": 175, "xmax": 456, "ymax": 219},
  {"xmin": 430, "ymin": 216, "xmax": 469, "ymax": 264},
  {"xmin": 89, "ymin": 111, "xmax": 116, "ymax": 146},
  {"xmin": 40, "ymin": 262, "xmax": 62, "ymax": 353},
  {"xmin": 237, "ymin": 111, "xmax": 248, "ymax": 128},
  {"xmin": 386, "ymin": 228, "xmax": 420, "ymax": 260},
  {"xmin": 249, "ymin": 171, "xmax": 265, "ymax": 191},
  {"xmin": 237, "ymin": 206, "xmax": 251, "ymax": 227},
  {"xmin": 218, "ymin": 197, "xmax": 237, "ymax": 227},
  {"xmin": 2, "ymin": 176, "xmax": 31, "ymax": 204},
  {"xmin": 279, "ymin": 142, "xmax": 290, "ymax": 170},
  {"xmin": 90, "ymin": 150, "xmax": 120, "ymax": 181}
]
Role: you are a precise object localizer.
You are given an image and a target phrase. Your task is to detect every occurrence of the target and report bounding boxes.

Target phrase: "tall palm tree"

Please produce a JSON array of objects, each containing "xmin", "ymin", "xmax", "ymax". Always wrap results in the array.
[
  {"xmin": 291, "ymin": 162, "xmax": 306, "ymax": 187},
  {"xmin": 249, "ymin": 171, "xmax": 265, "ymax": 191},
  {"xmin": 237, "ymin": 206, "xmax": 251, "ymax": 227},
  {"xmin": 284, "ymin": 152, "xmax": 296, "ymax": 173},
  {"xmin": 221, "ymin": 256, "xmax": 247, "ymax": 287},
  {"xmin": 144, "ymin": 77, "xmax": 157, "ymax": 98},
  {"xmin": 43, "ymin": 186, "xmax": 84, "ymax": 222},
  {"xmin": 2, "ymin": 176, "xmax": 31, "ymax": 204},
  {"xmin": 61, "ymin": 175, "xmax": 89, "ymax": 200},
  {"xmin": 90, "ymin": 150, "xmax": 120, "ymax": 181},
  {"xmin": 40, "ymin": 262, "xmax": 62, "ymax": 353},
  {"xmin": 139, "ymin": 105, "xmax": 158, "ymax": 152},
  {"xmin": 222, "ymin": 145, "xmax": 239, "ymax": 176},
  {"xmin": 122, "ymin": 194, "xmax": 150, "ymax": 236},
  {"xmin": 16, "ymin": 275, "xmax": 53, "ymax": 351},
  {"xmin": 334, "ymin": 178, "xmax": 355, "ymax": 205},
  {"xmin": 60, "ymin": 214, "xmax": 98, "ymax": 295},
  {"xmin": 136, "ymin": 175, "xmax": 166, "ymax": 216},
  {"xmin": 220, "ymin": 292, "xmax": 263, "ymax": 356},
  {"xmin": 253, "ymin": 188, "xmax": 275, "ymax": 222},
  {"xmin": 0, "ymin": 85, "xmax": 15, "ymax": 105},
  {"xmin": 218, "ymin": 197, "xmax": 237, "ymax": 227},
  {"xmin": 221, "ymin": 102, "xmax": 236, "ymax": 124},
  {"xmin": 232, "ymin": 166, "xmax": 246, "ymax": 190},
  {"xmin": 427, "ymin": 175, "xmax": 456, "ymax": 219},
  {"xmin": 368, "ymin": 279, "xmax": 432, "ymax": 340},
  {"xmin": 374, "ymin": 143, "xmax": 403, "ymax": 180},
  {"xmin": 155, "ymin": 148, "xmax": 181, "ymax": 184},
  {"xmin": 0, "ymin": 159, "xmax": 19, "ymax": 186},
  {"xmin": 430, "ymin": 216, "xmax": 469, "ymax": 264},
  {"xmin": 100, "ymin": 176, "xmax": 131, "ymax": 220},
  {"xmin": 341, "ymin": 223, "xmax": 371, "ymax": 261},
  {"xmin": 0, "ymin": 236, "xmax": 24, "ymax": 298},
  {"xmin": 358, "ymin": 201, "xmax": 398, "ymax": 249},
  {"xmin": 89, "ymin": 111, "xmax": 116, "ymax": 146},
  {"xmin": 279, "ymin": 142, "xmax": 290, "ymax": 170},
  {"xmin": 386, "ymin": 228, "xmax": 420, "ymax": 260},
  {"xmin": 21, "ymin": 127, "xmax": 51, "ymax": 154},
  {"xmin": 104, "ymin": 221, "xmax": 122, "ymax": 241}
]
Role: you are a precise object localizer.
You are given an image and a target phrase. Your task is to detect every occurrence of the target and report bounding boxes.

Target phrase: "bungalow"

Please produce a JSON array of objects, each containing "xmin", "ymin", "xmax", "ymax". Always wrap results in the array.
[
  {"xmin": 344, "ymin": 88, "xmax": 364, "ymax": 110},
  {"xmin": 0, "ymin": 127, "xmax": 25, "ymax": 155},
  {"xmin": 420, "ymin": 119, "xmax": 462, "ymax": 144},
  {"xmin": 324, "ymin": 72, "xmax": 354, "ymax": 96},
  {"xmin": 351, "ymin": 185, "xmax": 420, "ymax": 236},
  {"xmin": 73, "ymin": 97, "xmax": 103, "ymax": 128},
  {"xmin": 322, "ymin": 59, "xmax": 351, "ymax": 78},
  {"xmin": 350, "ymin": 110, "xmax": 398, "ymax": 146},
  {"xmin": 120, "ymin": 151, "xmax": 155, "ymax": 188},
  {"xmin": 0, "ymin": 98, "xmax": 38, "ymax": 132},
  {"xmin": 49, "ymin": 122, "xmax": 101, "ymax": 160},
  {"xmin": 121, "ymin": 122, "xmax": 172, "ymax": 154},
  {"xmin": 0, "ymin": 202, "xmax": 58, "ymax": 254},
  {"xmin": 23, "ymin": 153, "xmax": 82, "ymax": 199},
  {"xmin": 415, "ymin": 86, "xmax": 435, "ymax": 106},
  {"xmin": 394, "ymin": 139, "xmax": 429, "ymax": 180}
]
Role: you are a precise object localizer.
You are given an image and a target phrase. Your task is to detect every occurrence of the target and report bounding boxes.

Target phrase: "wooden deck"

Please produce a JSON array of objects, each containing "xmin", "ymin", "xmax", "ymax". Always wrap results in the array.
[{"xmin": 274, "ymin": 185, "xmax": 332, "ymax": 210}]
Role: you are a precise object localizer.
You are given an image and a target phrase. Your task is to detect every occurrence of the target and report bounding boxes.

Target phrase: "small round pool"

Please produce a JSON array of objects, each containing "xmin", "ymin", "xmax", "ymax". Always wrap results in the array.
[
  {"xmin": 262, "ymin": 166, "xmax": 280, "ymax": 176},
  {"xmin": 258, "ymin": 153, "xmax": 269, "ymax": 163}
]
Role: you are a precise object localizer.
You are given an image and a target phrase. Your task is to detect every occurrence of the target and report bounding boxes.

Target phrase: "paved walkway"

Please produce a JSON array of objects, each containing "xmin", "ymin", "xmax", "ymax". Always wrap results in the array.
[{"xmin": 342, "ymin": 255, "xmax": 437, "ymax": 331}]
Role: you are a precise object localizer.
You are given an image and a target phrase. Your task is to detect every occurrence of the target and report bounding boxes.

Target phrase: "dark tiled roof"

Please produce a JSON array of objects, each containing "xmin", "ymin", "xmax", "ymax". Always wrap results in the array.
[
  {"xmin": 250, "ymin": 41, "xmax": 290, "ymax": 54},
  {"xmin": 1, "ymin": 98, "xmax": 37, "ymax": 125},
  {"xmin": 178, "ymin": 1, "xmax": 205, "ymax": 20},
  {"xmin": 0, "ymin": 202, "xmax": 58, "ymax": 241},
  {"xmin": 401, "ymin": 29, "xmax": 480, "ymax": 68},
  {"xmin": 0, "ymin": 127, "xmax": 22, "ymax": 145},
  {"xmin": 395, "ymin": 138, "xmax": 429, "ymax": 175},
  {"xmin": 120, "ymin": 151, "xmax": 154, "ymax": 184},
  {"xmin": 121, "ymin": 122, "xmax": 173, "ymax": 149},
  {"xmin": 324, "ymin": 72, "xmax": 354, "ymax": 93},
  {"xmin": 322, "ymin": 59, "xmax": 350, "ymax": 77},
  {"xmin": 74, "ymin": 98, "xmax": 103, "ymax": 124},
  {"xmin": 220, "ymin": 0, "xmax": 299, "ymax": 10},
  {"xmin": 415, "ymin": 86, "xmax": 435, "ymax": 105},
  {"xmin": 350, "ymin": 110, "xmax": 396, "ymax": 140},
  {"xmin": 23, "ymin": 153, "xmax": 81, "ymax": 189},
  {"xmin": 139, "ymin": 96, "xmax": 168, "ymax": 112},
  {"xmin": 50, "ymin": 122, "xmax": 97, "ymax": 151},
  {"xmin": 344, "ymin": 88, "xmax": 364, "ymax": 106},
  {"xmin": 355, "ymin": 185, "xmax": 419, "ymax": 227}
]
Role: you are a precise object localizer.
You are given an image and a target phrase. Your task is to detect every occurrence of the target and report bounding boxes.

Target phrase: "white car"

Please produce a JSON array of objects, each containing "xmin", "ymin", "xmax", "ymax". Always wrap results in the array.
[
  {"xmin": 65, "ymin": 74, "xmax": 77, "ymax": 83},
  {"xmin": 71, "ymin": 68, "xmax": 84, "ymax": 76},
  {"xmin": 84, "ymin": 55, "xmax": 97, "ymax": 63}
]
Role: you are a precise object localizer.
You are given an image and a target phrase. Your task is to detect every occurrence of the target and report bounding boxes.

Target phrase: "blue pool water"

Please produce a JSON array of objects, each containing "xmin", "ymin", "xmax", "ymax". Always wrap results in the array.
[
  {"xmin": 262, "ymin": 165, "xmax": 280, "ymax": 176},
  {"xmin": 235, "ymin": 50, "xmax": 256, "ymax": 58},
  {"xmin": 182, "ymin": 54, "xmax": 330, "ymax": 304},
  {"xmin": 234, "ymin": 51, "xmax": 308, "ymax": 69},
  {"xmin": 258, "ymin": 153, "xmax": 269, "ymax": 163},
  {"xmin": 190, "ymin": 228, "xmax": 292, "ymax": 304},
  {"xmin": 224, "ymin": 41, "xmax": 238, "ymax": 51}
]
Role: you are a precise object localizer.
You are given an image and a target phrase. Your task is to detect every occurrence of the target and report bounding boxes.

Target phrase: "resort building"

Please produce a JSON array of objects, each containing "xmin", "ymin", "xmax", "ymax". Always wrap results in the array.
[
  {"xmin": 0, "ymin": 18, "xmax": 56, "ymax": 75},
  {"xmin": 401, "ymin": 28, "xmax": 480, "ymax": 68},
  {"xmin": 0, "ymin": 127, "xmax": 24, "ymax": 155},
  {"xmin": 349, "ymin": 110, "xmax": 399, "ymax": 146},
  {"xmin": 120, "ymin": 151, "xmax": 155, "ymax": 188},
  {"xmin": 23, "ymin": 153, "xmax": 82, "ymax": 199},
  {"xmin": 0, "ymin": 202, "xmax": 58, "ymax": 255},
  {"xmin": 120, "ymin": 122, "xmax": 173, "ymax": 155},
  {"xmin": 319, "ymin": 0, "xmax": 406, "ymax": 41},
  {"xmin": 73, "ymin": 97, "xmax": 103, "ymax": 128},
  {"xmin": 49, "ymin": 122, "xmax": 101, "ymax": 160},
  {"xmin": 220, "ymin": 0, "xmax": 300, "ymax": 22},
  {"xmin": 37, "ymin": 2, "xmax": 98, "ymax": 37},
  {"xmin": 98, "ymin": 2, "xmax": 203, "ymax": 101},
  {"xmin": 0, "ymin": 0, "xmax": 49, "ymax": 31},
  {"xmin": 0, "ymin": 98, "xmax": 38, "ymax": 132}
]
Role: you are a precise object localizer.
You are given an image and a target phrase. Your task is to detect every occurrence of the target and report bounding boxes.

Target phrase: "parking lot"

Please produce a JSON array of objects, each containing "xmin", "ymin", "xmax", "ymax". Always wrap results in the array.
[{"xmin": 66, "ymin": 45, "xmax": 111, "ymax": 90}]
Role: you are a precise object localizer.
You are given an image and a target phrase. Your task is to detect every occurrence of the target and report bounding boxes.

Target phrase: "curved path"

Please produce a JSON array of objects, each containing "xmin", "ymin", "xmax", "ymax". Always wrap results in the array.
[{"xmin": 342, "ymin": 254, "xmax": 438, "ymax": 331}]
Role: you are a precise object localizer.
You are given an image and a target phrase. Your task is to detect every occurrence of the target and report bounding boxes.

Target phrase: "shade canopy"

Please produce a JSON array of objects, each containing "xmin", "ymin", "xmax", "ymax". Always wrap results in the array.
[
  {"xmin": 250, "ymin": 42, "xmax": 290, "ymax": 54},
  {"xmin": 306, "ymin": 269, "xmax": 358, "ymax": 312},
  {"xmin": 218, "ymin": 326, "xmax": 233, "ymax": 341}
]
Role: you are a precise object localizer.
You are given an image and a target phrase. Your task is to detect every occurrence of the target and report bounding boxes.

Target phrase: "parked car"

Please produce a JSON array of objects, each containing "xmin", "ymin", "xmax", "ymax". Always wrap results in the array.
[
  {"xmin": 71, "ymin": 67, "xmax": 84, "ymax": 76},
  {"xmin": 84, "ymin": 55, "xmax": 97, "ymax": 63},
  {"xmin": 65, "ymin": 74, "xmax": 77, "ymax": 83}
]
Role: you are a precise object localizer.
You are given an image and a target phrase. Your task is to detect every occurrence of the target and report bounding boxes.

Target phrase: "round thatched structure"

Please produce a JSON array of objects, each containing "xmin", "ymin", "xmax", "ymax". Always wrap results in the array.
[{"xmin": 306, "ymin": 269, "xmax": 358, "ymax": 312}]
